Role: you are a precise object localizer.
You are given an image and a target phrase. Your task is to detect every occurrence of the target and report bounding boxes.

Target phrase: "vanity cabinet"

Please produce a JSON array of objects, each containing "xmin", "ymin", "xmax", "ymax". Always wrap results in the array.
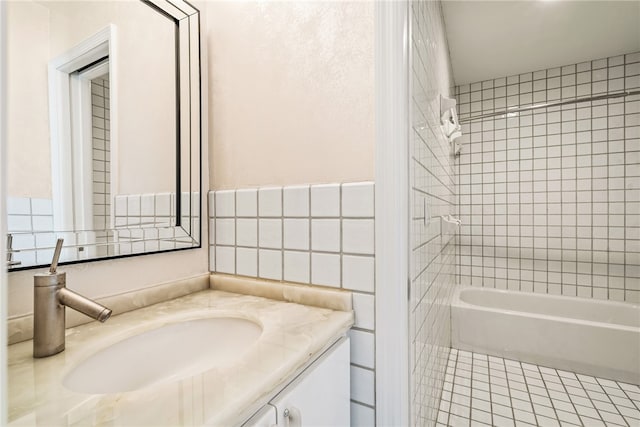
[{"xmin": 242, "ymin": 337, "xmax": 350, "ymax": 427}]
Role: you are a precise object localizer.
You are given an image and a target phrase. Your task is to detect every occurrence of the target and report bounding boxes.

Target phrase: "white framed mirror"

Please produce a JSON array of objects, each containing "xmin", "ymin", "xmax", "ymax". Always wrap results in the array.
[{"xmin": 5, "ymin": 0, "xmax": 201, "ymax": 270}]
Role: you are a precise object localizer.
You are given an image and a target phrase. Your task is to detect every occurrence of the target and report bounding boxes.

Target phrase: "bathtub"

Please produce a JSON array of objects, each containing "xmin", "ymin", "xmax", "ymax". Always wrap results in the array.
[{"xmin": 451, "ymin": 287, "xmax": 640, "ymax": 384}]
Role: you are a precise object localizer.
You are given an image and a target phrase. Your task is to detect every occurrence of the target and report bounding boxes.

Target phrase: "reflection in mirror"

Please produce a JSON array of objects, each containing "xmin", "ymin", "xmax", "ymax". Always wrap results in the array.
[{"xmin": 6, "ymin": 0, "xmax": 201, "ymax": 270}]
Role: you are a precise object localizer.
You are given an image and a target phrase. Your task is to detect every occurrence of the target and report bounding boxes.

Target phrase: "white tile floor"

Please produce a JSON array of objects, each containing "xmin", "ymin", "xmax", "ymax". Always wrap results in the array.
[{"xmin": 436, "ymin": 349, "xmax": 640, "ymax": 427}]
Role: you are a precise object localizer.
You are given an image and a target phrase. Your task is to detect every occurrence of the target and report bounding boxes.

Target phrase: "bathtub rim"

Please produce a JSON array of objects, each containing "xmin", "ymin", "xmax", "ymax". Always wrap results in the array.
[{"xmin": 452, "ymin": 285, "xmax": 640, "ymax": 333}]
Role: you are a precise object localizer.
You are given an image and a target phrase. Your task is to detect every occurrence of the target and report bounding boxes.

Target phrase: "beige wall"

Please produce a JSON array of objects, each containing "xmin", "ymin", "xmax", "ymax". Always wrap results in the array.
[
  {"xmin": 6, "ymin": 1, "xmax": 51, "ymax": 198},
  {"xmin": 206, "ymin": 1, "xmax": 375, "ymax": 190}
]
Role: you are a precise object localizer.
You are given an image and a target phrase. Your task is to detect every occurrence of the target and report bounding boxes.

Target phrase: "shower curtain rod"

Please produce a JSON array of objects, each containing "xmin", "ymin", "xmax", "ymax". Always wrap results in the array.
[{"xmin": 458, "ymin": 89, "xmax": 640, "ymax": 124}]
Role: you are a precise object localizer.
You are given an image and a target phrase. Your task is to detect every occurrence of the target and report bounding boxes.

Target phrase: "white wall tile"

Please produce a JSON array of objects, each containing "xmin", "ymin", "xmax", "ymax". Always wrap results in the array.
[
  {"xmin": 215, "ymin": 218, "xmax": 235, "ymax": 246},
  {"xmin": 258, "ymin": 187, "xmax": 282, "ymax": 217},
  {"xmin": 157, "ymin": 193, "xmax": 172, "ymax": 217},
  {"xmin": 236, "ymin": 189, "xmax": 258, "ymax": 217},
  {"xmin": 456, "ymin": 51, "xmax": 638, "ymax": 302},
  {"xmin": 7, "ymin": 197, "xmax": 31, "ymax": 215},
  {"xmin": 350, "ymin": 366, "xmax": 375, "ymax": 406},
  {"xmin": 351, "ymin": 402, "xmax": 375, "ymax": 427},
  {"xmin": 259, "ymin": 249, "xmax": 282, "ymax": 280},
  {"xmin": 283, "ymin": 185, "xmax": 310, "ymax": 217},
  {"xmin": 311, "ymin": 253, "xmax": 341, "ymax": 288},
  {"xmin": 141, "ymin": 194, "xmax": 155, "ymax": 216},
  {"xmin": 215, "ymin": 246, "xmax": 235, "ymax": 274},
  {"xmin": 343, "ymin": 219, "xmax": 375, "ymax": 254},
  {"xmin": 342, "ymin": 182, "xmax": 374, "ymax": 217},
  {"xmin": 283, "ymin": 219, "xmax": 310, "ymax": 250},
  {"xmin": 215, "ymin": 190, "xmax": 235, "ymax": 217},
  {"xmin": 127, "ymin": 195, "xmax": 140, "ymax": 216},
  {"xmin": 236, "ymin": 248, "xmax": 257, "ymax": 277},
  {"xmin": 342, "ymin": 255, "xmax": 374, "ymax": 292},
  {"xmin": 311, "ymin": 184, "xmax": 340, "ymax": 217},
  {"xmin": 209, "ymin": 182, "xmax": 378, "ymax": 412},
  {"xmin": 311, "ymin": 219, "xmax": 340, "ymax": 252},
  {"xmin": 208, "ymin": 191, "xmax": 215, "ymax": 218},
  {"xmin": 259, "ymin": 218, "xmax": 282, "ymax": 249},
  {"xmin": 7, "ymin": 215, "xmax": 31, "ymax": 232},
  {"xmin": 32, "ymin": 216, "xmax": 53, "ymax": 232},
  {"xmin": 114, "ymin": 196, "xmax": 127, "ymax": 216},
  {"xmin": 352, "ymin": 293, "xmax": 375, "ymax": 330},
  {"xmin": 31, "ymin": 198, "xmax": 53, "ymax": 216},
  {"xmin": 349, "ymin": 329, "xmax": 375, "ymax": 369},
  {"xmin": 284, "ymin": 251, "xmax": 310, "ymax": 284},
  {"xmin": 237, "ymin": 218, "xmax": 258, "ymax": 247}
]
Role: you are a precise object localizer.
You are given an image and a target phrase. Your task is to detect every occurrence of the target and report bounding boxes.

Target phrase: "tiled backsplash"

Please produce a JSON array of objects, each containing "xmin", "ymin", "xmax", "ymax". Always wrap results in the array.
[
  {"xmin": 7, "ymin": 193, "xmax": 197, "ymax": 266},
  {"xmin": 7, "ymin": 196, "xmax": 55, "ymax": 265},
  {"xmin": 410, "ymin": 1, "xmax": 458, "ymax": 425},
  {"xmin": 208, "ymin": 182, "xmax": 376, "ymax": 422},
  {"xmin": 456, "ymin": 52, "xmax": 640, "ymax": 302},
  {"xmin": 114, "ymin": 193, "xmax": 177, "ymax": 228}
]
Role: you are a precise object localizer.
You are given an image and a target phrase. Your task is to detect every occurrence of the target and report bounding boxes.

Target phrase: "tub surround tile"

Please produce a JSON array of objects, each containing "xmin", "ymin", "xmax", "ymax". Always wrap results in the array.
[
  {"xmin": 456, "ymin": 51, "xmax": 640, "ymax": 303},
  {"xmin": 8, "ymin": 289, "xmax": 353, "ymax": 426},
  {"xmin": 409, "ymin": 1, "xmax": 458, "ymax": 425},
  {"xmin": 7, "ymin": 273, "xmax": 210, "ymax": 345}
]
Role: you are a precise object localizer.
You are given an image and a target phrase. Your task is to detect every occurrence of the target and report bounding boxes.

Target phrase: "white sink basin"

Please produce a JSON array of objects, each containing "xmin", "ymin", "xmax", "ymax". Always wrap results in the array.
[{"xmin": 63, "ymin": 317, "xmax": 262, "ymax": 394}]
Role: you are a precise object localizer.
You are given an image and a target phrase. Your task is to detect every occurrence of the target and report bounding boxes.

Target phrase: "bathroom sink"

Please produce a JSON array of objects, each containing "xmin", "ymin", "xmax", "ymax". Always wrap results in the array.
[{"xmin": 63, "ymin": 317, "xmax": 262, "ymax": 394}]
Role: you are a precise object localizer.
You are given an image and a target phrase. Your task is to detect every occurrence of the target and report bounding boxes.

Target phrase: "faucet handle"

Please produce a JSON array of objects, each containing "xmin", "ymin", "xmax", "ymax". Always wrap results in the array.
[{"xmin": 50, "ymin": 238, "xmax": 64, "ymax": 274}]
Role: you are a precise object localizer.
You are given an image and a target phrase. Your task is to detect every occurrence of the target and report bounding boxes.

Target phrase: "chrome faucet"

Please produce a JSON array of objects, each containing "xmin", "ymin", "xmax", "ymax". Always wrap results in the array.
[{"xmin": 33, "ymin": 238, "xmax": 112, "ymax": 358}]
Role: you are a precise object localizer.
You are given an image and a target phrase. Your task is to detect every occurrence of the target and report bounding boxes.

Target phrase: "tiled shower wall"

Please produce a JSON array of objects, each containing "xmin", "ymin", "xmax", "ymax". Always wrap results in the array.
[
  {"xmin": 456, "ymin": 52, "xmax": 640, "ymax": 302},
  {"xmin": 409, "ymin": 1, "xmax": 457, "ymax": 425},
  {"xmin": 208, "ymin": 182, "xmax": 376, "ymax": 425}
]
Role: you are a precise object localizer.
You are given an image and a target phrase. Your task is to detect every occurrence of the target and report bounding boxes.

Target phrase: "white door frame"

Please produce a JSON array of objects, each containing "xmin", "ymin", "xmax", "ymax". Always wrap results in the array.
[
  {"xmin": 374, "ymin": 1, "xmax": 411, "ymax": 426},
  {"xmin": 48, "ymin": 25, "xmax": 116, "ymax": 231}
]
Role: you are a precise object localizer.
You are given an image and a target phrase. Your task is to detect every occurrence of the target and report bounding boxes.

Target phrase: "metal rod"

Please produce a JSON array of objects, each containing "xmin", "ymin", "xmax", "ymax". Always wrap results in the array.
[{"xmin": 459, "ymin": 89, "xmax": 640, "ymax": 124}]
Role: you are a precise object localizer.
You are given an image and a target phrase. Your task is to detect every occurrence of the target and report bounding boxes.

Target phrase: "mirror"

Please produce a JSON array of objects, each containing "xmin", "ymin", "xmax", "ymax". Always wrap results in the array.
[{"xmin": 5, "ymin": 0, "xmax": 201, "ymax": 270}]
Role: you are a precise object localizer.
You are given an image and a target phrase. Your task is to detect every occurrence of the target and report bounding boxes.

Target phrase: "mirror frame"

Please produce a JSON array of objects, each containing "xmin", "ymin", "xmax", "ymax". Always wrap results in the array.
[{"xmin": 8, "ymin": 0, "xmax": 202, "ymax": 271}]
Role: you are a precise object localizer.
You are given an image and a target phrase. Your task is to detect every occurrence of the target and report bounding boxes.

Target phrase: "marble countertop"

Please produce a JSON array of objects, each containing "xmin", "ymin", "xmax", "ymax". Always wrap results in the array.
[{"xmin": 8, "ymin": 289, "xmax": 353, "ymax": 426}]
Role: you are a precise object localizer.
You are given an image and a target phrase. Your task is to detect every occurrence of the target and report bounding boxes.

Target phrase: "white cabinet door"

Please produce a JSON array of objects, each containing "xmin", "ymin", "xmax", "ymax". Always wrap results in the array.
[
  {"xmin": 242, "ymin": 404, "xmax": 277, "ymax": 427},
  {"xmin": 270, "ymin": 337, "xmax": 350, "ymax": 427}
]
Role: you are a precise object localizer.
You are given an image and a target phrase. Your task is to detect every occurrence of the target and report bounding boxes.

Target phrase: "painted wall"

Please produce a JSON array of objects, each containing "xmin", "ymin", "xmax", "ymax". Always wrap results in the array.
[
  {"xmin": 6, "ymin": 1, "xmax": 51, "ymax": 198},
  {"xmin": 408, "ymin": 1, "xmax": 457, "ymax": 426},
  {"xmin": 456, "ymin": 52, "xmax": 640, "ymax": 303},
  {"xmin": 205, "ymin": 1, "xmax": 375, "ymax": 190}
]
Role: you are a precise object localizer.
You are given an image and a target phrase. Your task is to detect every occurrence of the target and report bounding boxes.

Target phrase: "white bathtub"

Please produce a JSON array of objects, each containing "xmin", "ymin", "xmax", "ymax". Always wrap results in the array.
[{"xmin": 452, "ymin": 287, "xmax": 640, "ymax": 384}]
